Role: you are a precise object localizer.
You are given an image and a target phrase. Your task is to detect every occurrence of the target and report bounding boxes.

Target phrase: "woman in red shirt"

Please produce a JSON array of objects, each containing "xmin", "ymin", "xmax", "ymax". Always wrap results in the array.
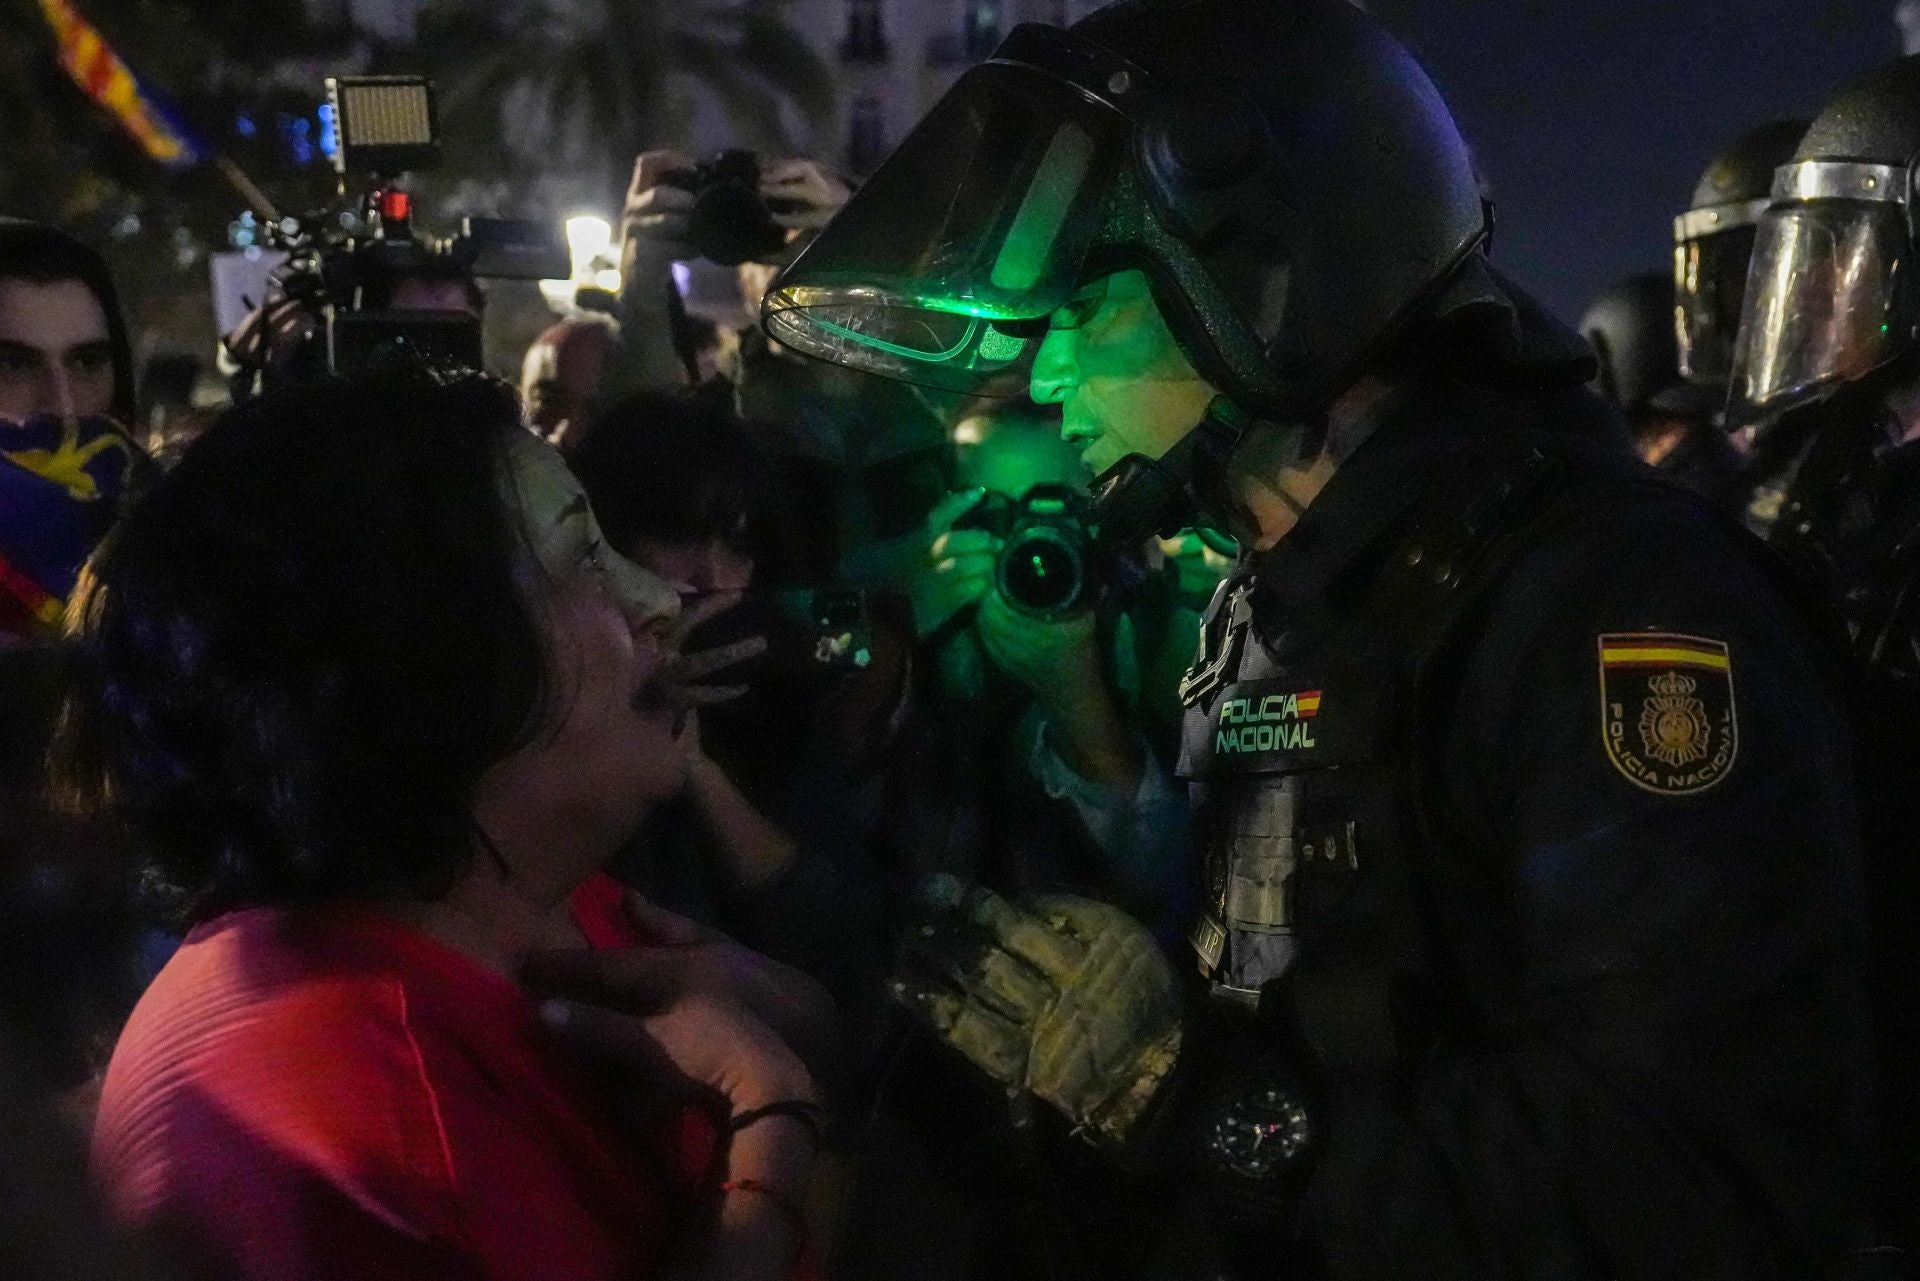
[{"xmin": 63, "ymin": 370, "xmax": 824, "ymax": 1280}]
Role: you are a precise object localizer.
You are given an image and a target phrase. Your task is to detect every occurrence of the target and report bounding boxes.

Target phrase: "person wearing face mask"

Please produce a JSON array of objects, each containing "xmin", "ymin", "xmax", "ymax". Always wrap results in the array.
[
  {"xmin": 761, "ymin": 1, "xmax": 1887, "ymax": 1276},
  {"xmin": 0, "ymin": 220, "xmax": 143, "ymax": 641},
  {"xmin": 70, "ymin": 371, "xmax": 832, "ymax": 1281},
  {"xmin": 0, "ymin": 221, "xmax": 152, "ymax": 1135}
]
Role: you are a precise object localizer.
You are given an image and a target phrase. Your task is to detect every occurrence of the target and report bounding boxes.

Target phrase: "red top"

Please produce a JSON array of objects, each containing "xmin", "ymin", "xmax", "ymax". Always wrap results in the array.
[{"xmin": 92, "ymin": 875, "xmax": 717, "ymax": 1281}]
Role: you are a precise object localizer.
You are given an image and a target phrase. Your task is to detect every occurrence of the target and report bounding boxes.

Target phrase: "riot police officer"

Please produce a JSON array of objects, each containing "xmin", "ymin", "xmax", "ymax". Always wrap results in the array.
[
  {"xmin": 1578, "ymin": 270, "xmax": 1743, "ymax": 510},
  {"xmin": 769, "ymin": 1, "xmax": 1887, "ymax": 1276},
  {"xmin": 1726, "ymin": 54, "xmax": 1920, "ymax": 1256},
  {"xmin": 1673, "ymin": 119, "xmax": 1809, "ymax": 400}
]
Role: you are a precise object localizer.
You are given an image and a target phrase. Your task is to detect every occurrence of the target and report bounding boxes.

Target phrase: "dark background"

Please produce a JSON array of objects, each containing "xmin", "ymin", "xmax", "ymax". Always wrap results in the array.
[{"xmin": 1375, "ymin": 0, "xmax": 1901, "ymax": 325}]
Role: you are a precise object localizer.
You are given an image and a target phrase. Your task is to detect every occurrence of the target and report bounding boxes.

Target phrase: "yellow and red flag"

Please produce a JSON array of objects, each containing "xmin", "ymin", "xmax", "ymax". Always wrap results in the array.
[{"xmin": 38, "ymin": 0, "xmax": 204, "ymax": 170}]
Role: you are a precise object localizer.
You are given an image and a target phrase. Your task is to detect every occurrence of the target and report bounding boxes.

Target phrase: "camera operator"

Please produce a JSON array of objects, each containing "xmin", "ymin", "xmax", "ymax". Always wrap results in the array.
[
  {"xmin": 222, "ymin": 254, "xmax": 488, "ymax": 396},
  {"xmin": 613, "ymin": 149, "xmax": 950, "ymax": 584}
]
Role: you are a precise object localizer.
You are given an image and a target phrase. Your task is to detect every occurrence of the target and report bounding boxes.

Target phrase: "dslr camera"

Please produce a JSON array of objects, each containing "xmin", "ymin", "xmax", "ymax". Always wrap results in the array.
[
  {"xmin": 662, "ymin": 150, "xmax": 805, "ymax": 266},
  {"xmin": 257, "ymin": 77, "xmax": 569, "ymax": 380},
  {"xmin": 954, "ymin": 484, "xmax": 1097, "ymax": 620}
]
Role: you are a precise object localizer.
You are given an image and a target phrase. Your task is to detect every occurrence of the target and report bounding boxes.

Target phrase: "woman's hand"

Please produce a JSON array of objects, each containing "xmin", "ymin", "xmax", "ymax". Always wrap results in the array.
[{"xmin": 523, "ymin": 893, "xmax": 838, "ymax": 1088}]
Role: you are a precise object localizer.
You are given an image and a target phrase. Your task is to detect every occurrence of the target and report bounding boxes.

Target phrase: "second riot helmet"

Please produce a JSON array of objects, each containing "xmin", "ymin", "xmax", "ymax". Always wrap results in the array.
[
  {"xmin": 1730, "ymin": 57, "xmax": 1920, "ymax": 427},
  {"xmin": 1673, "ymin": 119, "xmax": 1808, "ymax": 387}
]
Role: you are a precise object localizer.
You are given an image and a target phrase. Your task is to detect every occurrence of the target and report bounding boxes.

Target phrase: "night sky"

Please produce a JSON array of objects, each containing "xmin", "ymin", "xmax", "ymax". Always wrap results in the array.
[{"xmin": 1373, "ymin": 0, "xmax": 1901, "ymax": 325}]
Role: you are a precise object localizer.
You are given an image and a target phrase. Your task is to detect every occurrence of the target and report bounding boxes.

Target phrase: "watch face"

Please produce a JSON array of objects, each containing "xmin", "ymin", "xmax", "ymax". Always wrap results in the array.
[{"xmin": 1202, "ymin": 1082, "xmax": 1314, "ymax": 1181}]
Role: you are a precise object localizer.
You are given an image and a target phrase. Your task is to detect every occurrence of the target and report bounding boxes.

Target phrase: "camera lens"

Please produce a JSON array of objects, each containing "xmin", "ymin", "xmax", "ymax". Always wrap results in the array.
[{"xmin": 999, "ymin": 527, "xmax": 1086, "ymax": 617}]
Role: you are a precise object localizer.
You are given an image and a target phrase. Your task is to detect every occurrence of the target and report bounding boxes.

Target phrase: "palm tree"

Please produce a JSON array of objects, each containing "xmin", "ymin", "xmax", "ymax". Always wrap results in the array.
[{"xmin": 419, "ymin": 0, "xmax": 836, "ymax": 217}]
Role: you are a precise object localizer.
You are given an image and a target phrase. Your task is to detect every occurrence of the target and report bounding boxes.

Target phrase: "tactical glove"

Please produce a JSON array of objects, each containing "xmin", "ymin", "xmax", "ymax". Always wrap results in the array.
[{"xmin": 891, "ymin": 874, "xmax": 1183, "ymax": 1149}]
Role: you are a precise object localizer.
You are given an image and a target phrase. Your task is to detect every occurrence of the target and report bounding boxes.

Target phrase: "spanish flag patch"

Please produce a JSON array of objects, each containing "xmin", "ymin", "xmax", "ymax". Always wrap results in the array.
[{"xmin": 1597, "ymin": 632, "xmax": 1737, "ymax": 796}]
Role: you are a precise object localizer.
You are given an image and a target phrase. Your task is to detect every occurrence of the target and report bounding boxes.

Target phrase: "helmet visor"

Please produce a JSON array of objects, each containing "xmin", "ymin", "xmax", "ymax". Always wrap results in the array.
[
  {"xmin": 762, "ymin": 61, "xmax": 1127, "ymax": 395},
  {"xmin": 1730, "ymin": 200, "xmax": 1909, "ymax": 422},
  {"xmin": 1674, "ymin": 226, "xmax": 1756, "ymax": 385}
]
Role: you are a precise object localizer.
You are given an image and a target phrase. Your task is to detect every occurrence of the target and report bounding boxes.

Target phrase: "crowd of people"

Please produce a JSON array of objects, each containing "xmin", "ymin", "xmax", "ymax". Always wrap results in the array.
[{"xmin": 4, "ymin": 0, "xmax": 1920, "ymax": 1277}]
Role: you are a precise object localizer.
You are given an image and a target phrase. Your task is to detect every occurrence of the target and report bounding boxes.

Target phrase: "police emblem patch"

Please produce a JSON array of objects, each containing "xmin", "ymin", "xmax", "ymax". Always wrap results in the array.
[{"xmin": 1598, "ymin": 633, "xmax": 1738, "ymax": 795}]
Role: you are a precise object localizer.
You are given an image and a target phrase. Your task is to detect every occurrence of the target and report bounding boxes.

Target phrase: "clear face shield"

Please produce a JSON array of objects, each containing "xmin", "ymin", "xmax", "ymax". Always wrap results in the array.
[
  {"xmin": 1729, "ymin": 161, "xmax": 1916, "ymax": 426},
  {"xmin": 1673, "ymin": 199, "xmax": 1769, "ymax": 385},
  {"xmin": 761, "ymin": 57, "xmax": 1132, "ymax": 397}
]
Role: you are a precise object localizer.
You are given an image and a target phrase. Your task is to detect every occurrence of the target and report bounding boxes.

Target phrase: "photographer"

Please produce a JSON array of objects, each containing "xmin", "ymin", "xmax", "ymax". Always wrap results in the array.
[
  {"xmin": 613, "ymin": 150, "xmax": 949, "ymax": 584},
  {"xmin": 891, "ymin": 401, "xmax": 1194, "ymax": 929}
]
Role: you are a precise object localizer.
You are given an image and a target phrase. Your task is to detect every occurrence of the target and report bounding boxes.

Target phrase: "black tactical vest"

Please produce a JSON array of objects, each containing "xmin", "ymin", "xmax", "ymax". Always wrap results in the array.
[{"xmin": 1164, "ymin": 436, "xmax": 1665, "ymax": 1217}]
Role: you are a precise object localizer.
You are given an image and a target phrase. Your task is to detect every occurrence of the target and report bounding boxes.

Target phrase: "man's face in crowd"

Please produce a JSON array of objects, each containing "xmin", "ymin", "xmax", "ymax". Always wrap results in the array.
[
  {"xmin": 1028, "ymin": 269, "xmax": 1217, "ymax": 476},
  {"xmin": 520, "ymin": 323, "xmax": 616, "ymax": 451},
  {"xmin": 0, "ymin": 278, "xmax": 115, "ymax": 423}
]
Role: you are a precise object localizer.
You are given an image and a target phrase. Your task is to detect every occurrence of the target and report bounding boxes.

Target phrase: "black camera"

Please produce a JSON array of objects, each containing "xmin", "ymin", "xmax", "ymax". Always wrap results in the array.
[
  {"xmin": 954, "ymin": 484, "xmax": 1096, "ymax": 619},
  {"xmin": 253, "ymin": 77, "xmax": 569, "ymax": 380},
  {"xmin": 663, "ymin": 150, "xmax": 801, "ymax": 266}
]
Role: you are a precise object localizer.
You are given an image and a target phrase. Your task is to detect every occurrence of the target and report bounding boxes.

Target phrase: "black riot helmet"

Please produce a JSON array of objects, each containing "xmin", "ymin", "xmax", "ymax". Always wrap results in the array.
[
  {"xmin": 1729, "ymin": 57, "xmax": 1920, "ymax": 428},
  {"xmin": 761, "ymin": 0, "xmax": 1489, "ymax": 540},
  {"xmin": 1673, "ymin": 120, "xmax": 1808, "ymax": 387},
  {"xmin": 1580, "ymin": 271, "xmax": 1711, "ymax": 418}
]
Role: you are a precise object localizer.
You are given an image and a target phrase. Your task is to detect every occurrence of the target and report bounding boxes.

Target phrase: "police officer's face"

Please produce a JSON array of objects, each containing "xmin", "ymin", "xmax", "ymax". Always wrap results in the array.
[
  {"xmin": 0, "ymin": 278, "xmax": 115, "ymax": 423},
  {"xmin": 1028, "ymin": 269, "xmax": 1217, "ymax": 476}
]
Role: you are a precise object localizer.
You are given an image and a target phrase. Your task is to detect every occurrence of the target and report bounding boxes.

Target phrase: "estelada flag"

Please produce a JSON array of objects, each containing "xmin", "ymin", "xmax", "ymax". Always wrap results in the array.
[
  {"xmin": 1, "ymin": 414, "xmax": 138, "ymax": 639},
  {"xmin": 38, "ymin": 0, "xmax": 205, "ymax": 170}
]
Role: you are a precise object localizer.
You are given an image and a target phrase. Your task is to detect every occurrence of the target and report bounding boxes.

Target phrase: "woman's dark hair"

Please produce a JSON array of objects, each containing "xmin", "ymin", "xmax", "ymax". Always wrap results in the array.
[
  {"xmin": 0, "ymin": 219, "xmax": 138, "ymax": 425},
  {"xmin": 570, "ymin": 386, "xmax": 788, "ymax": 574},
  {"xmin": 56, "ymin": 369, "xmax": 549, "ymax": 922}
]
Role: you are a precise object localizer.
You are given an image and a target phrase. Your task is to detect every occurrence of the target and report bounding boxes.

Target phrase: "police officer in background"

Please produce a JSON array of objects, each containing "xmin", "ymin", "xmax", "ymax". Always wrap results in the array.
[
  {"xmin": 1673, "ymin": 120, "xmax": 1810, "ymax": 408},
  {"xmin": 1579, "ymin": 270, "xmax": 1744, "ymax": 510},
  {"xmin": 766, "ymin": 0, "xmax": 1889, "ymax": 1277},
  {"xmin": 1726, "ymin": 56, "xmax": 1920, "ymax": 1255}
]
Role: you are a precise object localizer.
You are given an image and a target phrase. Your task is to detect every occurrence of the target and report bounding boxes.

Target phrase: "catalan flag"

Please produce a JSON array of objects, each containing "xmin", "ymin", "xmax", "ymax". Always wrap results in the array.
[{"xmin": 38, "ymin": 0, "xmax": 204, "ymax": 170}]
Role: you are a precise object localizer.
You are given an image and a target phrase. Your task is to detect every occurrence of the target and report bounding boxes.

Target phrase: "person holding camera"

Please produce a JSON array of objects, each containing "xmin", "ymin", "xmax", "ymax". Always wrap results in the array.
[
  {"xmin": 894, "ymin": 402, "xmax": 1194, "ymax": 930},
  {"xmin": 613, "ymin": 149, "xmax": 951, "ymax": 585}
]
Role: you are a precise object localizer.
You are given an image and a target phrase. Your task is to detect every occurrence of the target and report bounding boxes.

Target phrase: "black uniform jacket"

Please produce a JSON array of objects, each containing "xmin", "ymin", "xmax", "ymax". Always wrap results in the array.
[{"xmin": 1230, "ymin": 382, "xmax": 1881, "ymax": 1279}]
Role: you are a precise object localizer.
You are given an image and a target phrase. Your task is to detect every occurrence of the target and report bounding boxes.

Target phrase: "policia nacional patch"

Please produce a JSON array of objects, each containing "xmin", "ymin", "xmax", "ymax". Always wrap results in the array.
[{"xmin": 1597, "ymin": 633, "xmax": 1738, "ymax": 796}]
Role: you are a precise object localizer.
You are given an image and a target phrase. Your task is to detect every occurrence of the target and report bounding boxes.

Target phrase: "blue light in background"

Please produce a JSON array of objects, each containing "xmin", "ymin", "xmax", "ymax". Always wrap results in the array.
[
  {"xmin": 235, "ymin": 113, "xmax": 257, "ymax": 138},
  {"xmin": 318, "ymin": 102, "xmax": 339, "ymax": 163}
]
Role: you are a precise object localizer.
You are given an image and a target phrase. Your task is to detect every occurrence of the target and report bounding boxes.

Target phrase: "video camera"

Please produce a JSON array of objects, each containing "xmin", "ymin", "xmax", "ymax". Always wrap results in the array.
[
  {"xmin": 954, "ymin": 483, "xmax": 1096, "ymax": 620},
  {"xmin": 256, "ymin": 76, "xmax": 569, "ymax": 379}
]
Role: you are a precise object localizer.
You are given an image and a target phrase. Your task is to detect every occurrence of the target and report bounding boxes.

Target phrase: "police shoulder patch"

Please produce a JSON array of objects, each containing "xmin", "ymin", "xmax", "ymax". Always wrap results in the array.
[{"xmin": 1597, "ymin": 632, "xmax": 1738, "ymax": 796}]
